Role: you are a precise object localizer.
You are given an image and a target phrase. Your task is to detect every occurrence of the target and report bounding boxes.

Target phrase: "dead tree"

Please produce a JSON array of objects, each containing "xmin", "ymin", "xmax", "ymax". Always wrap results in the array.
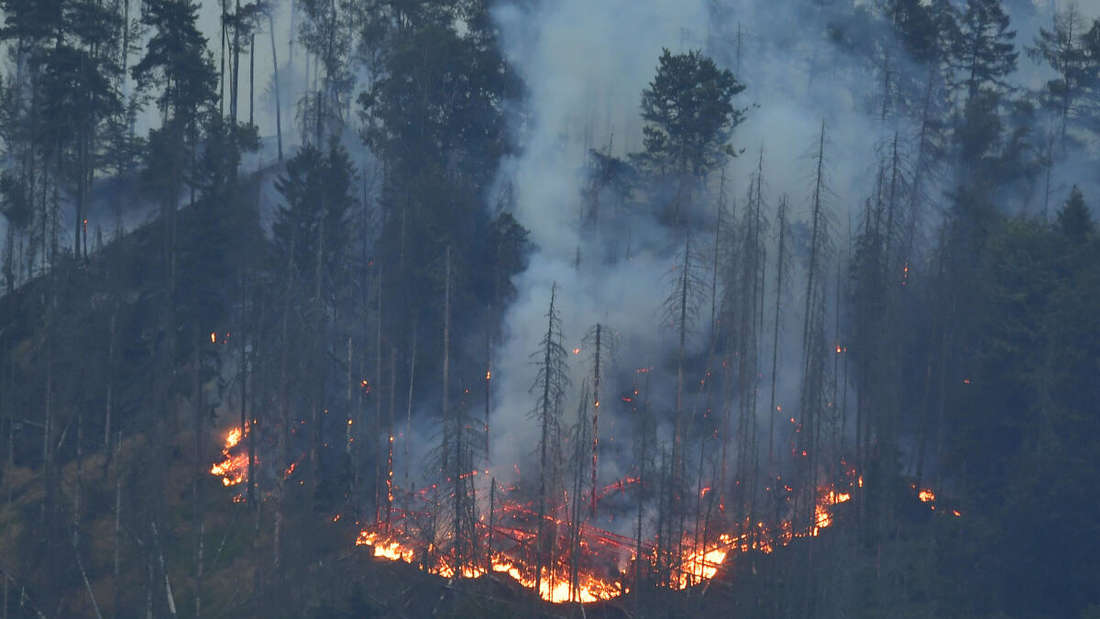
[
  {"xmin": 581, "ymin": 323, "xmax": 617, "ymax": 516},
  {"xmin": 529, "ymin": 283, "xmax": 569, "ymax": 598},
  {"xmin": 567, "ymin": 382, "xmax": 591, "ymax": 602},
  {"xmin": 664, "ymin": 231, "xmax": 705, "ymax": 575},
  {"xmin": 768, "ymin": 195, "xmax": 790, "ymax": 465},
  {"xmin": 797, "ymin": 121, "xmax": 833, "ymax": 532}
]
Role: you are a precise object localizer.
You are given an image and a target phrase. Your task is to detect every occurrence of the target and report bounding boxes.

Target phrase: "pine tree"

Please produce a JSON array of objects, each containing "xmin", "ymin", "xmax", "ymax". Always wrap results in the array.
[
  {"xmin": 1027, "ymin": 4, "xmax": 1092, "ymax": 148},
  {"xmin": 1057, "ymin": 185, "xmax": 1092, "ymax": 242},
  {"xmin": 637, "ymin": 48, "xmax": 745, "ymax": 225},
  {"xmin": 951, "ymin": 0, "xmax": 1018, "ymax": 103}
]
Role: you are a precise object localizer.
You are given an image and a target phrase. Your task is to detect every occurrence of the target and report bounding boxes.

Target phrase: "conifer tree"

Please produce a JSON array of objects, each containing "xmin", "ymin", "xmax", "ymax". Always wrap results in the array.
[{"xmin": 637, "ymin": 48, "xmax": 745, "ymax": 225}]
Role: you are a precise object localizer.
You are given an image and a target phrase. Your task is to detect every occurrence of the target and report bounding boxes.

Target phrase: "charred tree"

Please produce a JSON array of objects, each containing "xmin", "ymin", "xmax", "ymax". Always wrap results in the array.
[{"xmin": 529, "ymin": 283, "xmax": 569, "ymax": 598}]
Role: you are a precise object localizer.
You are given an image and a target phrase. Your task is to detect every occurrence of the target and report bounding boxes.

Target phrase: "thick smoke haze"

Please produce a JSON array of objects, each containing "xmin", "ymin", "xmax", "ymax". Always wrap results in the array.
[
  {"xmin": 488, "ymin": 0, "xmax": 711, "ymax": 480},
  {"xmin": 481, "ymin": 0, "xmax": 1100, "ymax": 500},
  {"xmin": 485, "ymin": 0, "xmax": 898, "ymax": 485}
]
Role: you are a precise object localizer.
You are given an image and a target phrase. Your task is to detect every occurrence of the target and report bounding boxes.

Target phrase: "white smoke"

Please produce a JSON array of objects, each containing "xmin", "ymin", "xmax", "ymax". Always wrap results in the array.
[
  {"xmin": 484, "ymin": 0, "xmax": 896, "ymax": 483},
  {"xmin": 487, "ymin": 0, "xmax": 713, "ymax": 477}
]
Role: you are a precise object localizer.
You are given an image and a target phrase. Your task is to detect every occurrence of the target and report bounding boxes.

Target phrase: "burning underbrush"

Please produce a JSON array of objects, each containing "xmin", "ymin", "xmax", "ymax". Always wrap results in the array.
[{"xmin": 210, "ymin": 425, "xmax": 959, "ymax": 605}]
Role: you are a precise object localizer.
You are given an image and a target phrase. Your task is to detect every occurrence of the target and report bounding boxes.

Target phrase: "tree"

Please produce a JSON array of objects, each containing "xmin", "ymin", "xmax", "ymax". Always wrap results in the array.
[
  {"xmin": 132, "ymin": 0, "xmax": 218, "ymax": 275},
  {"xmin": 297, "ymin": 0, "xmax": 354, "ymax": 141},
  {"xmin": 883, "ymin": 0, "xmax": 941, "ymax": 65},
  {"xmin": 637, "ymin": 48, "xmax": 745, "ymax": 225},
  {"xmin": 797, "ymin": 121, "xmax": 832, "ymax": 534},
  {"xmin": 0, "ymin": 172, "xmax": 32, "ymax": 292},
  {"xmin": 272, "ymin": 141, "xmax": 356, "ymax": 307},
  {"xmin": 529, "ymin": 283, "xmax": 569, "ymax": 598},
  {"xmin": 1057, "ymin": 185, "xmax": 1092, "ymax": 242},
  {"xmin": 951, "ymin": 0, "xmax": 1018, "ymax": 103},
  {"xmin": 133, "ymin": 0, "xmax": 216, "ymax": 125},
  {"xmin": 1027, "ymin": 3, "xmax": 1091, "ymax": 147}
]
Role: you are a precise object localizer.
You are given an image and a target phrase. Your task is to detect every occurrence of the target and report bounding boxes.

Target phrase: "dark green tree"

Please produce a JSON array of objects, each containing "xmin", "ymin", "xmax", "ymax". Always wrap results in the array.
[
  {"xmin": 951, "ymin": 0, "xmax": 1018, "ymax": 102},
  {"xmin": 132, "ymin": 0, "xmax": 218, "ymax": 272},
  {"xmin": 1026, "ymin": 4, "xmax": 1092, "ymax": 147},
  {"xmin": 636, "ymin": 48, "xmax": 745, "ymax": 225},
  {"xmin": 1057, "ymin": 185, "xmax": 1092, "ymax": 242}
]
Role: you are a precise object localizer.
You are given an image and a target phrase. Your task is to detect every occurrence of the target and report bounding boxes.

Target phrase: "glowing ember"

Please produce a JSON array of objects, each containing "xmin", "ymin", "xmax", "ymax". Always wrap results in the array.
[{"xmin": 918, "ymin": 488, "xmax": 935, "ymax": 503}]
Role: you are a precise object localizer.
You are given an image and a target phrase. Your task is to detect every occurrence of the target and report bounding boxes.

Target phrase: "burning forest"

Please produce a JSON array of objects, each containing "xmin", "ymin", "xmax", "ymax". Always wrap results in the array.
[
  {"xmin": 209, "ymin": 346, "xmax": 962, "ymax": 608},
  {"xmin": 1, "ymin": 0, "xmax": 1098, "ymax": 618}
]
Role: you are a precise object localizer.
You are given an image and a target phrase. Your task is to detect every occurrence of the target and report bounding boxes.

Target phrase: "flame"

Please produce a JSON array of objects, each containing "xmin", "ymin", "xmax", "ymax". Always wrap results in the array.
[
  {"xmin": 676, "ymin": 536, "xmax": 730, "ymax": 588},
  {"xmin": 349, "ymin": 478, "xmax": 867, "ymax": 603},
  {"xmin": 213, "ymin": 420, "xmax": 959, "ymax": 605},
  {"xmin": 210, "ymin": 424, "xmax": 250, "ymax": 487}
]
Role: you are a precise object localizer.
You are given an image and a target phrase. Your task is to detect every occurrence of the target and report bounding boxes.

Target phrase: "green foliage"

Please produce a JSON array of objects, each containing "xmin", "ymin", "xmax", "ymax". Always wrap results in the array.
[
  {"xmin": 132, "ymin": 0, "xmax": 216, "ymax": 124},
  {"xmin": 273, "ymin": 141, "xmax": 357, "ymax": 302},
  {"xmin": 952, "ymin": 0, "xmax": 1018, "ymax": 100},
  {"xmin": 638, "ymin": 49, "xmax": 745, "ymax": 179},
  {"xmin": 1026, "ymin": 4, "xmax": 1095, "ymax": 140},
  {"xmin": 1057, "ymin": 186, "xmax": 1093, "ymax": 242},
  {"xmin": 884, "ymin": 0, "xmax": 942, "ymax": 63},
  {"xmin": 940, "ymin": 198, "xmax": 1100, "ymax": 617}
]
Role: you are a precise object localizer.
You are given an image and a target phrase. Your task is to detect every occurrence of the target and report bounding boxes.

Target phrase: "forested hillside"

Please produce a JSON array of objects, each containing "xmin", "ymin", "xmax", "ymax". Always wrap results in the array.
[{"xmin": 0, "ymin": 0, "xmax": 1098, "ymax": 617}]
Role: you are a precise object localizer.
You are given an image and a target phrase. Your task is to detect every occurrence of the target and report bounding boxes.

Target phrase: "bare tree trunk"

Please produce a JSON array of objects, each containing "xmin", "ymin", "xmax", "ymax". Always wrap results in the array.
[
  {"xmin": 113, "ymin": 460, "xmax": 121, "ymax": 617},
  {"xmin": 269, "ymin": 12, "xmax": 283, "ymax": 161},
  {"xmin": 249, "ymin": 33, "xmax": 255, "ymax": 128},
  {"xmin": 633, "ymin": 369, "xmax": 651, "ymax": 613},
  {"xmin": 404, "ymin": 325, "xmax": 416, "ymax": 483},
  {"xmin": 220, "ymin": 0, "xmax": 227, "ymax": 118},
  {"xmin": 104, "ymin": 310, "xmax": 117, "ymax": 453},
  {"xmin": 75, "ymin": 539, "xmax": 104, "ymax": 619},
  {"xmin": 42, "ymin": 312, "xmax": 53, "ymax": 582},
  {"xmin": 374, "ymin": 265, "xmax": 383, "ymax": 519},
  {"xmin": 232, "ymin": 0, "xmax": 241, "ymax": 127},
  {"xmin": 484, "ymin": 332, "xmax": 491, "ymax": 462},
  {"xmin": 152, "ymin": 521, "xmax": 177, "ymax": 617},
  {"xmin": 345, "ymin": 337, "xmax": 353, "ymax": 457},
  {"xmin": 192, "ymin": 339, "xmax": 204, "ymax": 619},
  {"xmin": 768, "ymin": 197, "xmax": 787, "ymax": 464},
  {"xmin": 590, "ymin": 323, "xmax": 601, "ymax": 516},
  {"xmin": 386, "ymin": 346, "xmax": 396, "ymax": 528},
  {"xmin": 487, "ymin": 478, "xmax": 495, "ymax": 569},
  {"xmin": 442, "ymin": 249, "xmax": 450, "ymax": 477},
  {"xmin": 534, "ymin": 283, "xmax": 558, "ymax": 598}
]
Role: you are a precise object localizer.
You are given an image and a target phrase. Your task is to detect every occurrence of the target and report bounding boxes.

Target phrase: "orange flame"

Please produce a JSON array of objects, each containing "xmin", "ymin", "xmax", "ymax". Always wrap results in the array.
[{"xmin": 210, "ymin": 424, "xmax": 249, "ymax": 487}]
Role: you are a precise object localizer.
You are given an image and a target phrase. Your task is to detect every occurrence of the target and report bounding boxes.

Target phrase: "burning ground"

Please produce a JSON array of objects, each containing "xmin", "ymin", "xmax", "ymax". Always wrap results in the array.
[{"xmin": 210, "ymin": 417, "xmax": 963, "ymax": 608}]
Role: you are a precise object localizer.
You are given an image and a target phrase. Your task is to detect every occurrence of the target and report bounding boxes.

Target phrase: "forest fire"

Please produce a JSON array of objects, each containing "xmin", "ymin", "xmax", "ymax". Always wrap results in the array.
[
  {"xmin": 349, "ymin": 474, "xmax": 867, "ymax": 604},
  {"xmin": 210, "ymin": 424, "xmax": 250, "ymax": 488},
  {"xmin": 211, "ymin": 425, "xmax": 950, "ymax": 605}
]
